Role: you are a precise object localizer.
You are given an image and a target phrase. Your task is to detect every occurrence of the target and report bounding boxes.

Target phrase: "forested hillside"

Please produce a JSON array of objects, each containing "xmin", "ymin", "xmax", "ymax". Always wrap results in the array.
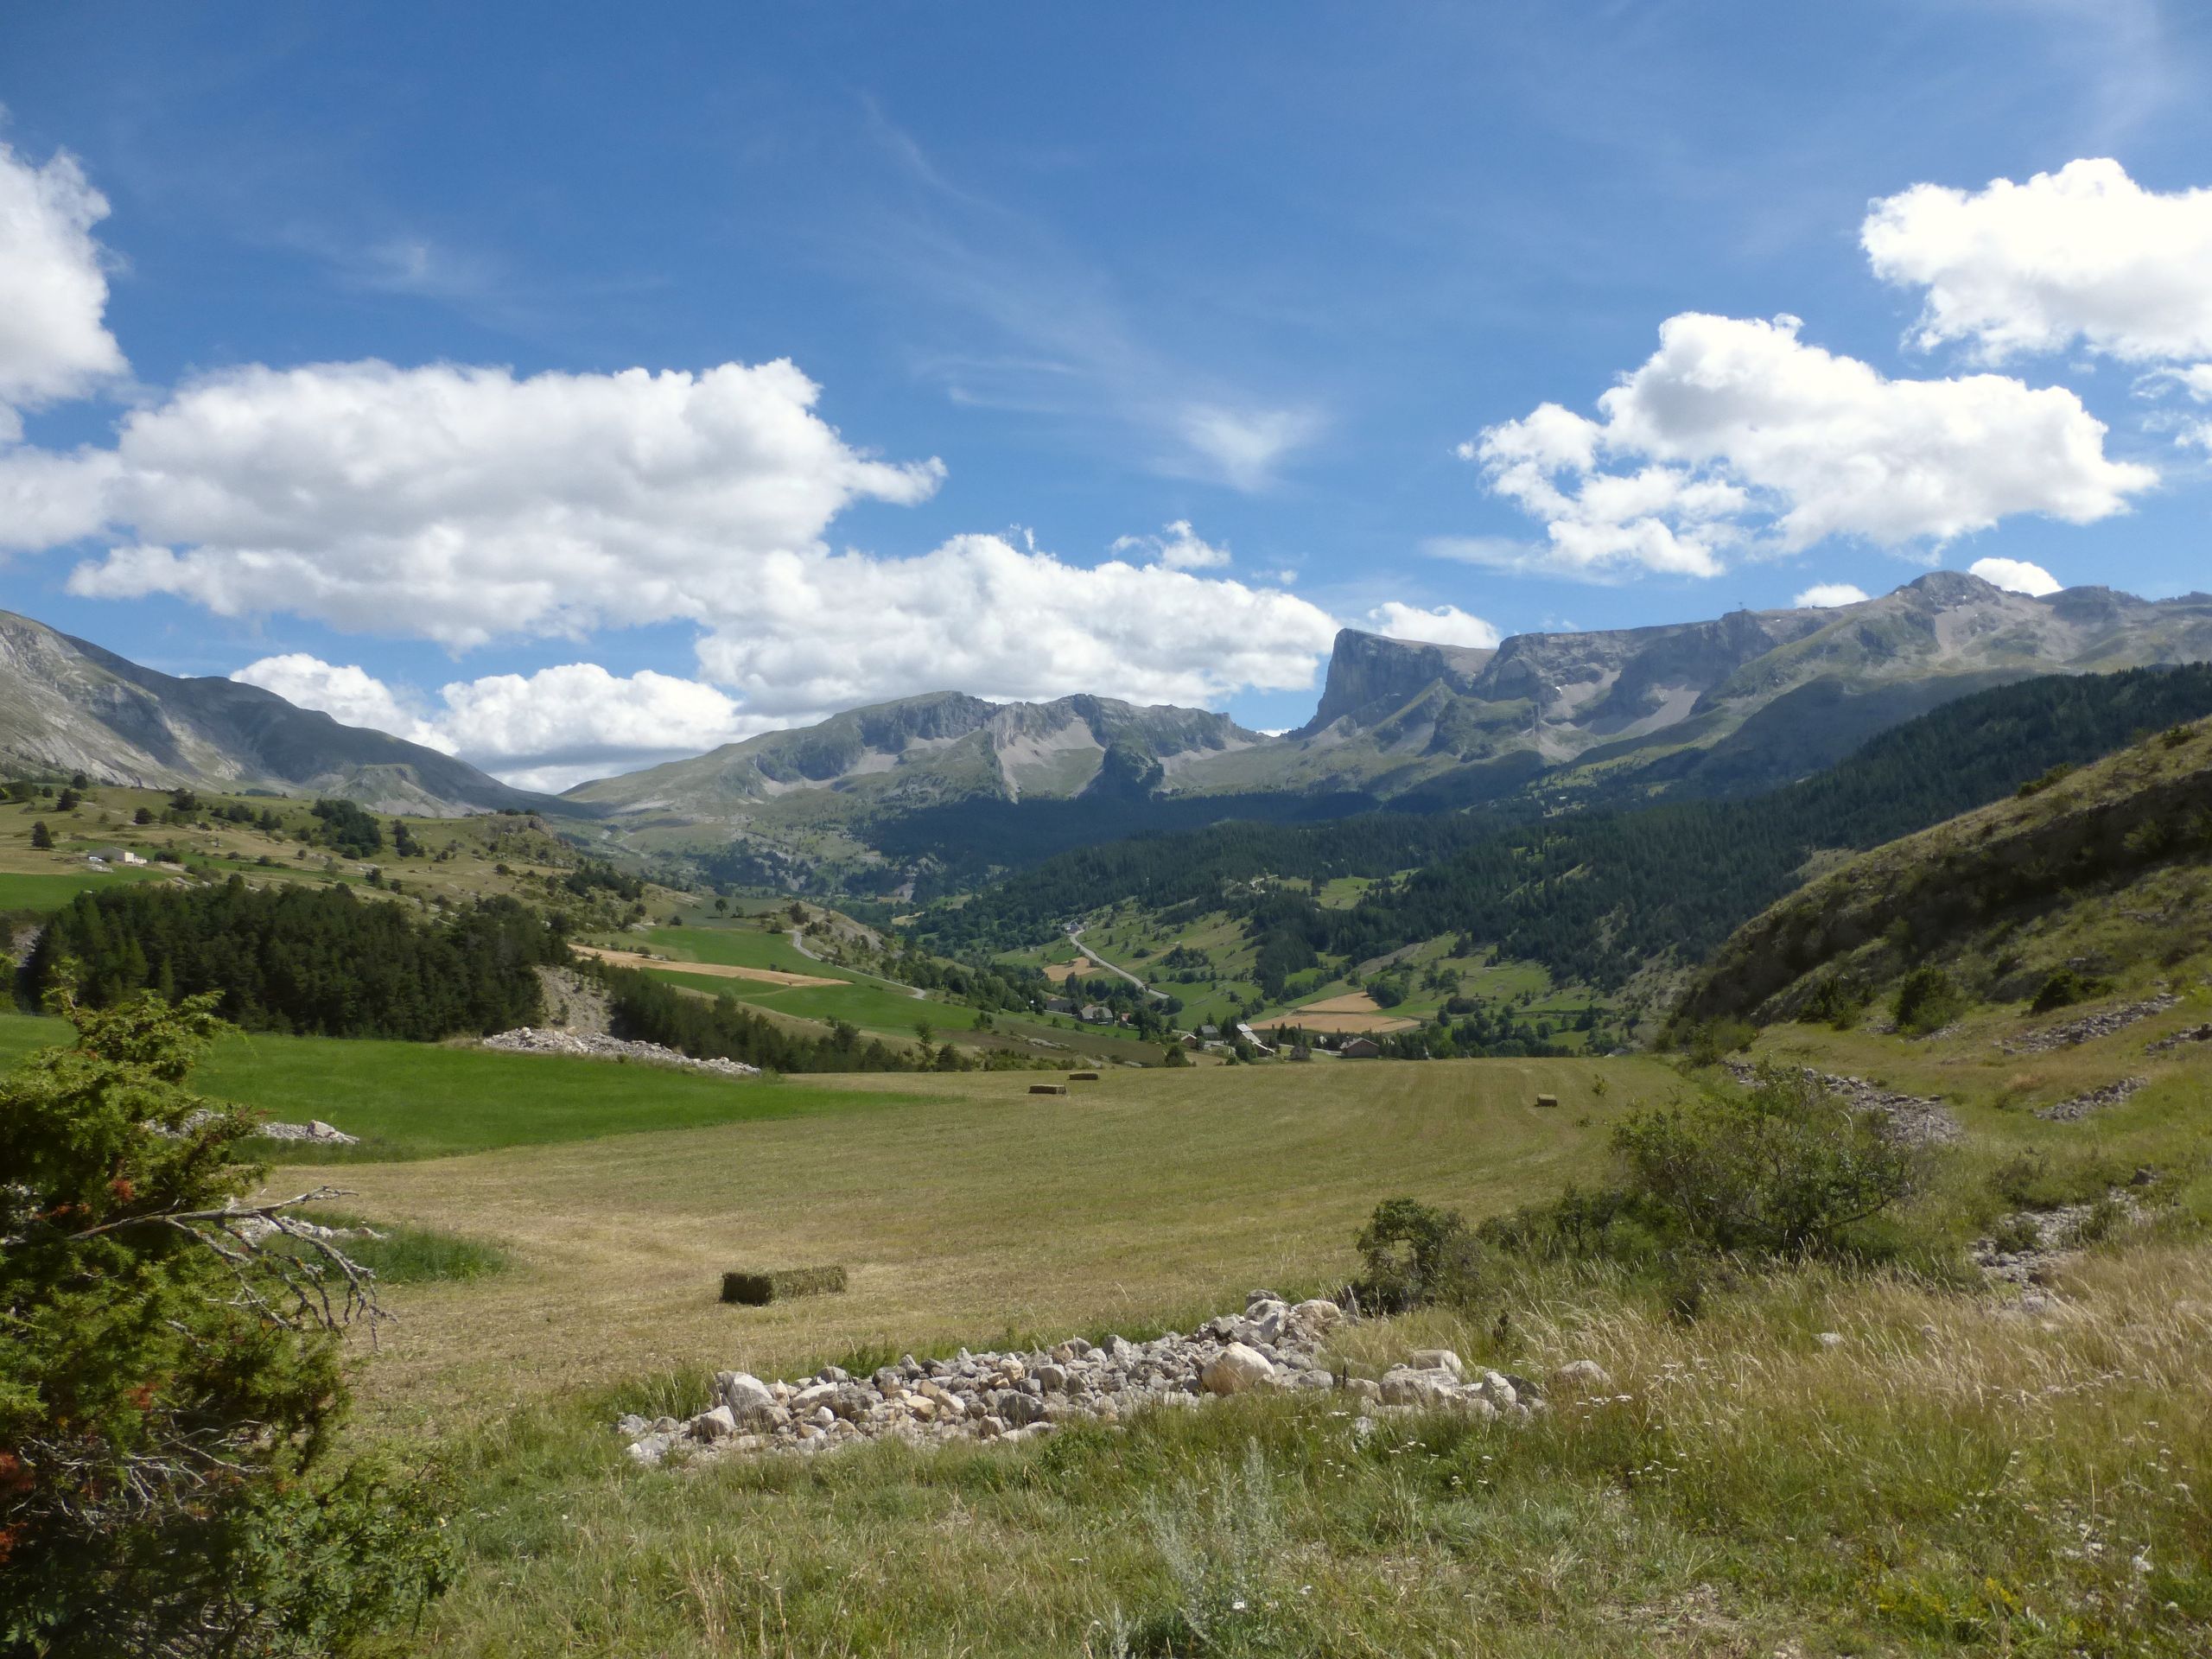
[
  {"xmin": 925, "ymin": 665, "xmax": 2212, "ymax": 998},
  {"xmin": 22, "ymin": 880, "xmax": 561, "ymax": 1039}
]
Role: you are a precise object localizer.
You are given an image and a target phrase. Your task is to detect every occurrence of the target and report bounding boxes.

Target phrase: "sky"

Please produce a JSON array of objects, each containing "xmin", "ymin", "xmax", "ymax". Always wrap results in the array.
[{"xmin": 3, "ymin": 1, "xmax": 2210, "ymax": 789}]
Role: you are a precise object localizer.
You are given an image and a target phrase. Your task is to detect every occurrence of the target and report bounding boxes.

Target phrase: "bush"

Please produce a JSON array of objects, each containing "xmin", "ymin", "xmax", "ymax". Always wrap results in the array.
[
  {"xmin": 1351, "ymin": 1197, "xmax": 1483, "ymax": 1312},
  {"xmin": 1675, "ymin": 1017, "xmax": 1755, "ymax": 1065},
  {"xmin": 1798, "ymin": 973, "xmax": 1869, "ymax": 1030},
  {"xmin": 1892, "ymin": 966, "xmax": 1967, "ymax": 1035},
  {"xmin": 2029, "ymin": 967, "xmax": 2112, "ymax": 1014},
  {"xmin": 1610, "ymin": 1067, "xmax": 1923, "ymax": 1256},
  {"xmin": 0, "ymin": 991, "xmax": 452, "ymax": 1653}
]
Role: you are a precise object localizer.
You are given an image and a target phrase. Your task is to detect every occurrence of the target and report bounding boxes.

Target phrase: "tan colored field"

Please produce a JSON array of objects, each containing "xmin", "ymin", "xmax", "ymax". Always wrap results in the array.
[
  {"xmin": 567, "ymin": 944, "xmax": 842, "ymax": 988},
  {"xmin": 294, "ymin": 1057, "xmax": 1662, "ymax": 1427},
  {"xmin": 1040, "ymin": 956, "xmax": 1094, "ymax": 982},
  {"xmin": 1281, "ymin": 990, "xmax": 1421, "ymax": 1033}
]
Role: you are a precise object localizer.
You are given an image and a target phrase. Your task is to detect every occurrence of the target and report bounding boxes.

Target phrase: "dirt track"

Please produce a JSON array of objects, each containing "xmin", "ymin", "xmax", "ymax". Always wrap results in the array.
[{"xmin": 569, "ymin": 944, "xmax": 843, "ymax": 988}]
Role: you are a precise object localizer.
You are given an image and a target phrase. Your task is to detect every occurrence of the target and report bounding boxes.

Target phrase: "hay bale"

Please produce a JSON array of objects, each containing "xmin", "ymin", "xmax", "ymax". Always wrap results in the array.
[
  {"xmin": 1068, "ymin": 1071, "xmax": 1101, "ymax": 1082},
  {"xmin": 1534, "ymin": 1093, "xmax": 1560, "ymax": 1109},
  {"xmin": 721, "ymin": 1266, "xmax": 847, "ymax": 1306},
  {"xmin": 1030, "ymin": 1083, "xmax": 1069, "ymax": 1096}
]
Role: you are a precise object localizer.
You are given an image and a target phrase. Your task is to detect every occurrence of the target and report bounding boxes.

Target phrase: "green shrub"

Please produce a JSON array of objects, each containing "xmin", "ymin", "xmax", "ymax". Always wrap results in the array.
[
  {"xmin": 1611, "ymin": 1067, "xmax": 1923, "ymax": 1256},
  {"xmin": 0, "ymin": 991, "xmax": 452, "ymax": 1653},
  {"xmin": 2029, "ymin": 966, "xmax": 2113, "ymax": 1014},
  {"xmin": 1986, "ymin": 1212, "xmax": 2041, "ymax": 1255},
  {"xmin": 1892, "ymin": 966, "xmax": 1967, "ymax": 1035},
  {"xmin": 1799, "ymin": 973, "xmax": 1870, "ymax": 1030},
  {"xmin": 1351, "ymin": 1197, "xmax": 1483, "ymax": 1313}
]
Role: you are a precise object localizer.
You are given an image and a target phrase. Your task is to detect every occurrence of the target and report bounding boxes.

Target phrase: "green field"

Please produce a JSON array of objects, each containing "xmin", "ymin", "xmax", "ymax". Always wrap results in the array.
[
  {"xmin": 0, "ymin": 864, "xmax": 178, "ymax": 912},
  {"xmin": 0, "ymin": 1012, "xmax": 919, "ymax": 1160}
]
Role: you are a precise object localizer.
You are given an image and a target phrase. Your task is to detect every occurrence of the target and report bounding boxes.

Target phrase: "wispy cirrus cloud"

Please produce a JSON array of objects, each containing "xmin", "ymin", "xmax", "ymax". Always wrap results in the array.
[{"xmin": 855, "ymin": 108, "xmax": 1322, "ymax": 492}]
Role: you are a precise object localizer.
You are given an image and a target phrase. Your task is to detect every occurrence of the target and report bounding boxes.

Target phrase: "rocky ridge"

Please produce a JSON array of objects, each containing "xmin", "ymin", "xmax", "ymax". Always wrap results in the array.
[
  {"xmin": 1999, "ymin": 995, "xmax": 2180, "ymax": 1055},
  {"xmin": 2037, "ymin": 1077, "xmax": 2148, "ymax": 1122},
  {"xmin": 618, "ymin": 1291, "xmax": 1616, "ymax": 1467},
  {"xmin": 483, "ymin": 1027, "xmax": 762, "ymax": 1078}
]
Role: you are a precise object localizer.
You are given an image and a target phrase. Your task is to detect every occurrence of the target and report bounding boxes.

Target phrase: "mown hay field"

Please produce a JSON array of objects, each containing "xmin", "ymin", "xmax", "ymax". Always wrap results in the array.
[{"xmin": 278, "ymin": 1054, "xmax": 1661, "ymax": 1426}]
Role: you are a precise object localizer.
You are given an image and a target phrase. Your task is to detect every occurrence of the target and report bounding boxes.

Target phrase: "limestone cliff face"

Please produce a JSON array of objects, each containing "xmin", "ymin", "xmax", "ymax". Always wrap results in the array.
[
  {"xmin": 0, "ymin": 609, "xmax": 550, "ymax": 815},
  {"xmin": 1298, "ymin": 630, "xmax": 1493, "ymax": 734}
]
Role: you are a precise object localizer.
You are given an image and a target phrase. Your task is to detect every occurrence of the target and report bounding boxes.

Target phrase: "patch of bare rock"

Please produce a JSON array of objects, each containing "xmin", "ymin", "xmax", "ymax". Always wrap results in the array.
[
  {"xmin": 1999, "ymin": 995, "xmax": 2179, "ymax": 1055},
  {"xmin": 483, "ymin": 1027, "xmax": 761, "ymax": 1078},
  {"xmin": 2145, "ymin": 1021, "xmax": 2212, "ymax": 1057},
  {"xmin": 617, "ymin": 1291, "xmax": 1616, "ymax": 1467},
  {"xmin": 1724, "ymin": 1061, "xmax": 1961, "ymax": 1147},
  {"xmin": 2037, "ymin": 1077, "xmax": 2148, "ymax": 1122}
]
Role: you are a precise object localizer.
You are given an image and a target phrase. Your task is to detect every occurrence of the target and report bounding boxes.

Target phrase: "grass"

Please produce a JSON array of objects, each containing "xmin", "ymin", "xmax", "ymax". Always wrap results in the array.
[
  {"xmin": 0, "ymin": 1012, "xmax": 922, "ymax": 1161},
  {"xmin": 0, "ymin": 865, "xmax": 178, "ymax": 910},
  {"xmin": 273, "ymin": 1055, "xmax": 1659, "ymax": 1423},
  {"xmin": 404, "ymin": 1238, "xmax": 2212, "ymax": 1656},
  {"xmin": 294, "ymin": 1209, "xmax": 512, "ymax": 1284}
]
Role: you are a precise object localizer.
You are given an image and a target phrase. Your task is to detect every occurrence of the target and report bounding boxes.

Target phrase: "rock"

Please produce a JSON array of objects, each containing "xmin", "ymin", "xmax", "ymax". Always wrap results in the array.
[
  {"xmin": 1548, "ymin": 1359, "xmax": 1614, "ymax": 1396},
  {"xmin": 1474, "ymin": 1370, "xmax": 1517, "ymax": 1408},
  {"xmin": 1035, "ymin": 1363, "xmax": 1069, "ymax": 1392},
  {"xmin": 790, "ymin": 1382, "xmax": 838, "ymax": 1415},
  {"xmin": 1378, "ymin": 1365, "xmax": 1454, "ymax": 1407},
  {"xmin": 1287, "ymin": 1299, "xmax": 1342, "ymax": 1339},
  {"xmin": 1200, "ymin": 1343, "xmax": 1274, "ymax": 1395},
  {"xmin": 1243, "ymin": 1299, "xmax": 1290, "ymax": 1343},
  {"xmin": 626, "ymin": 1432, "xmax": 674, "ymax": 1466},
  {"xmin": 1408, "ymin": 1348, "xmax": 1465, "ymax": 1380},
  {"xmin": 715, "ymin": 1371, "xmax": 779, "ymax": 1426},
  {"xmin": 1247, "ymin": 1288, "xmax": 1283, "ymax": 1308},
  {"xmin": 483, "ymin": 1026, "xmax": 763, "ymax": 1079},
  {"xmin": 1815, "ymin": 1332, "xmax": 1844, "ymax": 1349},
  {"xmin": 689, "ymin": 1405, "xmax": 738, "ymax": 1441}
]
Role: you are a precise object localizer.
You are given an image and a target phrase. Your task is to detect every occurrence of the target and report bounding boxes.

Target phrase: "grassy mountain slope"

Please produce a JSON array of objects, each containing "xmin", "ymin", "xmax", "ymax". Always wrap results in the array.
[{"xmin": 1678, "ymin": 706, "xmax": 2212, "ymax": 1029}]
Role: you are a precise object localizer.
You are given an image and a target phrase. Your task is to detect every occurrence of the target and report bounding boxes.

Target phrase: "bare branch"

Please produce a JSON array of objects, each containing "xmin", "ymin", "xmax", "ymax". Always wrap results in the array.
[{"xmin": 61, "ymin": 1187, "xmax": 388, "ymax": 1341}]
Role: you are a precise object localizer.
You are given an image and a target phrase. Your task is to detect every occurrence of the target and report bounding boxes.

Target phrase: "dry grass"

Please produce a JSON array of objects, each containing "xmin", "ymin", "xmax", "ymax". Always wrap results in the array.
[{"xmin": 287, "ymin": 1057, "xmax": 1662, "ymax": 1430}]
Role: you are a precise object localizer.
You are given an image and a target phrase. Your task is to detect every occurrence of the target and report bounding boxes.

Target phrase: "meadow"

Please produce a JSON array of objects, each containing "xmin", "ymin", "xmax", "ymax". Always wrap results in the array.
[
  {"xmin": 0, "ymin": 1012, "xmax": 918, "ymax": 1160},
  {"xmin": 270, "ymin": 975, "xmax": 2212, "ymax": 1657}
]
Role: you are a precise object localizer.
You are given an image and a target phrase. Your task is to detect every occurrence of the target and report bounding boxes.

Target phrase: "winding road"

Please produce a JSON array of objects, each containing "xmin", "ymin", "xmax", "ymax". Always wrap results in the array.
[{"xmin": 1066, "ymin": 925, "xmax": 1169, "ymax": 1001}]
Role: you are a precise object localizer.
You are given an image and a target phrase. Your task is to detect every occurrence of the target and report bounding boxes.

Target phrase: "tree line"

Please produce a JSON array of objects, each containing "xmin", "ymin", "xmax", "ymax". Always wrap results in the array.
[{"xmin": 18, "ymin": 879, "xmax": 561, "ymax": 1039}]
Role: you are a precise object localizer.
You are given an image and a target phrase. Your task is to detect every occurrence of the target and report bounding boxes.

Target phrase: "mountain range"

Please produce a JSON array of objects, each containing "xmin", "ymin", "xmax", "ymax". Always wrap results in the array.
[
  {"xmin": 5, "ymin": 572, "xmax": 2210, "ymax": 876},
  {"xmin": 0, "ymin": 609, "xmax": 556, "ymax": 817}
]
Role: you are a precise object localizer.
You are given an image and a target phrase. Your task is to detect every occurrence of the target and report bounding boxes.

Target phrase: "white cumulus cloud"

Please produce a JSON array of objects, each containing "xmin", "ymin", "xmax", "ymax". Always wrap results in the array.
[
  {"xmin": 1465, "ymin": 313, "xmax": 2153, "ymax": 578},
  {"xmin": 689, "ymin": 534, "xmax": 1339, "ymax": 718},
  {"xmin": 1362, "ymin": 601, "xmax": 1502, "ymax": 650},
  {"xmin": 1110, "ymin": 518, "xmax": 1231, "ymax": 569},
  {"xmin": 232, "ymin": 654, "xmax": 773, "ymax": 792},
  {"xmin": 1793, "ymin": 582, "xmax": 1871, "ymax": 608},
  {"xmin": 232, "ymin": 654, "xmax": 455, "ymax": 751},
  {"xmin": 1967, "ymin": 556, "xmax": 2063, "ymax": 596},
  {"xmin": 50, "ymin": 358, "xmax": 945, "ymax": 645},
  {"xmin": 1864, "ymin": 159, "xmax": 2212, "ymax": 365},
  {"xmin": 0, "ymin": 133, "xmax": 128, "ymax": 438}
]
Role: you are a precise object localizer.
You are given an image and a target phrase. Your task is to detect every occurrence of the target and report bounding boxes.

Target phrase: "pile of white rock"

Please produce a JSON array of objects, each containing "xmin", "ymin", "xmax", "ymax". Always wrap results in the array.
[
  {"xmin": 618, "ymin": 1290, "xmax": 1616, "ymax": 1467},
  {"xmin": 257, "ymin": 1118, "xmax": 359, "ymax": 1144},
  {"xmin": 484, "ymin": 1027, "xmax": 762, "ymax": 1078}
]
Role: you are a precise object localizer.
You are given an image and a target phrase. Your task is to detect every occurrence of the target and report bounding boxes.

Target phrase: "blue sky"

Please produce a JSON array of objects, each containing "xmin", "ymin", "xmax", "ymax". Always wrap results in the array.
[{"xmin": 3, "ymin": 1, "xmax": 2209, "ymax": 785}]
